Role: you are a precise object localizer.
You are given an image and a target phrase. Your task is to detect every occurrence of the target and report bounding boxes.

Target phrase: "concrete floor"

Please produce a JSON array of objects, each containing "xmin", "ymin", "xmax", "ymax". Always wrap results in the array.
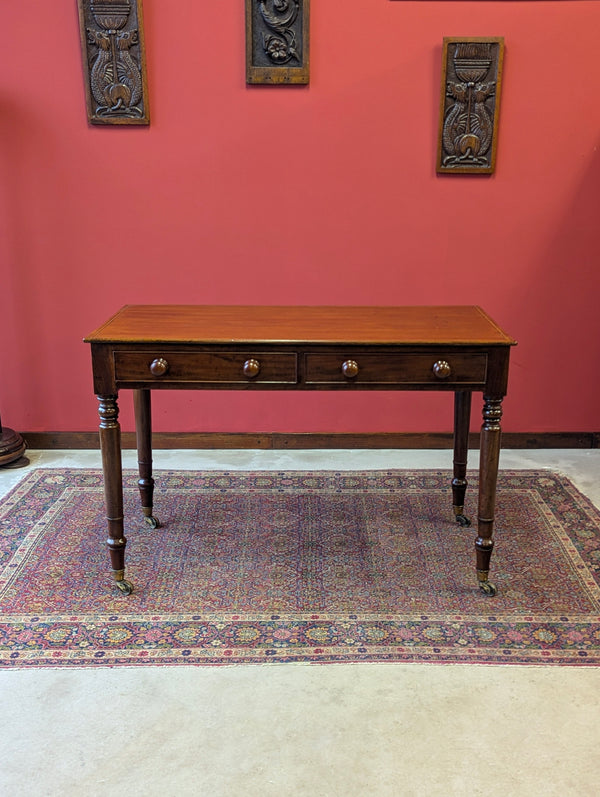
[{"xmin": 1, "ymin": 448, "xmax": 600, "ymax": 796}]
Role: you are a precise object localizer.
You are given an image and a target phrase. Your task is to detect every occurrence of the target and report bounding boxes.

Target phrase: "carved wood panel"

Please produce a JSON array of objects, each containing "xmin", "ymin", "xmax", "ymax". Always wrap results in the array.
[
  {"xmin": 76, "ymin": 0, "xmax": 150, "ymax": 125},
  {"xmin": 437, "ymin": 38, "xmax": 504, "ymax": 174},
  {"xmin": 246, "ymin": 0, "xmax": 310, "ymax": 85}
]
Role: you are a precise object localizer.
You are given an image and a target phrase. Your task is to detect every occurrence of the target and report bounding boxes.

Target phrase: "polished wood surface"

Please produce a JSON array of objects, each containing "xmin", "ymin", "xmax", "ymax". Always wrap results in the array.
[
  {"xmin": 85, "ymin": 305, "xmax": 516, "ymax": 345},
  {"xmin": 85, "ymin": 305, "xmax": 515, "ymax": 597}
]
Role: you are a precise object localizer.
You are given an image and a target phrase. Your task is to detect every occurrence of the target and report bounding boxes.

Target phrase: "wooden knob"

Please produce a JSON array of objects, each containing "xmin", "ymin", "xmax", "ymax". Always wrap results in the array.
[
  {"xmin": 341, "ymin": 359, "xmax": 360, "ymax": 378},
  {"xmin": 433, "ymin": 360, "xmax": 452, "ymax": 379},
  {"xmin": 149, "ymin": 357, "xmax": 169, "ymax": 377},
  {"xmin": 243, "ymin": 358, "xmax": 261, "ymax": 378}
]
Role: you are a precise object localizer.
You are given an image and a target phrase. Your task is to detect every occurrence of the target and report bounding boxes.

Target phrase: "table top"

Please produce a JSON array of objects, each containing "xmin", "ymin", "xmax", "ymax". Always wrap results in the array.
[{"xmin": 85, "ymin": 305, "xmax": 516, "ymax": 347}]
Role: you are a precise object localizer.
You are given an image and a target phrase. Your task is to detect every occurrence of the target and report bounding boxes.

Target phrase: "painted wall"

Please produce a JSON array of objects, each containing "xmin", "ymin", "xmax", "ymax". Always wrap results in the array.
[{"xmin": 2, "ymin": 2, "xmax": 599, "ymax": 435}]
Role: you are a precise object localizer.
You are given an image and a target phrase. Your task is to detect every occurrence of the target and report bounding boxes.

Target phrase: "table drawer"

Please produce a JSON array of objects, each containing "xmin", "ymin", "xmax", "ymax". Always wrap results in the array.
[
  {"xmin": 114, "ymin": 351, "xmax": 298, "ymax": 384},
  {"xmin": 304, "ymin": 353, "xmax": 487, "ymax": 385}
]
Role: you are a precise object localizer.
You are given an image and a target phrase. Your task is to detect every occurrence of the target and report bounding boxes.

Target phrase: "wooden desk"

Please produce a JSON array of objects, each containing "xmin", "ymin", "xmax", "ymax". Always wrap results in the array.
[{"xmin": 85, "ymin": 305, "xmax": 515, "ymax": 597}]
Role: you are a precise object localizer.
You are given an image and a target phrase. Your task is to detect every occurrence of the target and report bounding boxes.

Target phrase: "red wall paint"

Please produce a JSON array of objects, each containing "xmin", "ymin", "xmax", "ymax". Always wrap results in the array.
[{"xmin": 2, "ymin": 2, "xmax": 599, "ymax": 435}]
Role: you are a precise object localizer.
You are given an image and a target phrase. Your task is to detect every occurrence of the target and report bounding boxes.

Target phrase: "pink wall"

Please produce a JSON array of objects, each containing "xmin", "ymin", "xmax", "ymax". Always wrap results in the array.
[{"xmin": 2, "ymin": 2, "xmax": 599, "ymax": 435}]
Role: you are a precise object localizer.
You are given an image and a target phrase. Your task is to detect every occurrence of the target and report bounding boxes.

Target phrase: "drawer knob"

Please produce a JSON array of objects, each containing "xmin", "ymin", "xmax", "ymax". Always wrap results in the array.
[
  {"xmin": 149, "ymin": 357, "xmax": 169, "ymax": 377},
  {"xmin": 243, "ymin": 358, "xmax": 261, "ymax": 378},
  {"xmin": 342, "ymin": 359, "xmax": 360, "ymax": 378},
  {"xmin": 433, "ymin": 360, "xmax": 452, "ymax": 379}
]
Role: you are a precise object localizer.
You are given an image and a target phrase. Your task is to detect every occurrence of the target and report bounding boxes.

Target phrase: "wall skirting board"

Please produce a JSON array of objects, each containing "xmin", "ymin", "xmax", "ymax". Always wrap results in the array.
[{"xmin": 19, "ymin": 432, "xmax": 600, "ymax": 450}]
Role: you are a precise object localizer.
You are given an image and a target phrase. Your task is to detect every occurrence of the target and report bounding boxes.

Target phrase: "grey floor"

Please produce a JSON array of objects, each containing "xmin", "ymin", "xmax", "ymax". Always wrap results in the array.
[{"xmin": 1, "ymin": 448, "xmax": 600, "ymax": 796}]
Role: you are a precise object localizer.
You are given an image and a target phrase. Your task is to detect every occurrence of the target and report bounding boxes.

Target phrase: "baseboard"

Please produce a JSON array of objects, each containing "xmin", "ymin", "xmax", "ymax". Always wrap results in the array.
[{"xmin": 20, "ymin": 431, "xmax": 600, "ymax": 450}]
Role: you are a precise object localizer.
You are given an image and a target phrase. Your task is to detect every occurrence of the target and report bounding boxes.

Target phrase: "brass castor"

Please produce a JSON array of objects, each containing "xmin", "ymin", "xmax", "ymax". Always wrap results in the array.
[
  {"xmin": 116, "ymin": 579, "xmax": 134, "ymax": 595},
  {"xmin": 455, "ymin": 514, "xmax": 471, "ymax": 527},
  {"xmin": 479, "ymin": 581, "xmax": 497, "ymax": 597},
  {"xmin": 144, "ymin": 515, "xmax": 160, "ymax": 529}
]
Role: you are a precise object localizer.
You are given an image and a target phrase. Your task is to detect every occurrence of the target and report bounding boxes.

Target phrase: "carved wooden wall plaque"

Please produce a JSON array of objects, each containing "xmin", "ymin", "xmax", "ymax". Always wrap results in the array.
[
  {"xmin": 437, "ymin": 38, "xmax": 504, "ymax": 174},
  {"xmin": 246, "ymin": 0, "xmax": 310, "ymax": 85},
  {"xmin": 77, "ymin": 0, "xmax": 150, "ymax": 125}
]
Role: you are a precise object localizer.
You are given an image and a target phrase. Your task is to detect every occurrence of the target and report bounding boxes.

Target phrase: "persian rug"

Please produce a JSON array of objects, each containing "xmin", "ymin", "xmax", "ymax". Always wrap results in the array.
[{"xmin": 1, "ymin": 468, "xmax": 599, "ymax": 668}]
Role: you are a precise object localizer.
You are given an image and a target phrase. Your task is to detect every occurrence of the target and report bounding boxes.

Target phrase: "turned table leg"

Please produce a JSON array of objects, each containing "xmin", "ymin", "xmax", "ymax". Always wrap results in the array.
[
  {"xmin": 452, "ymin": 390, "xmax": 472, "ymax": 527},
  {"xmin": 133, "ymin": 389, "xmax": 159, "ymax": 529},
  {"xmin": 97, "ymin": 395, "xmax": 132, "ymax": 595},
  {"xmin": 476, "ymin": 395, "xmax": 503, "ymax": 596}
]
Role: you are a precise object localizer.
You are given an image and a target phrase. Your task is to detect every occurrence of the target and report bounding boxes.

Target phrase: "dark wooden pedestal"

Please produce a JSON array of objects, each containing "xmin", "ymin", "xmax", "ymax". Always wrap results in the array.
[{"xmin": 0, "ymin": 415, "xmax": 27, "ymax": 467}]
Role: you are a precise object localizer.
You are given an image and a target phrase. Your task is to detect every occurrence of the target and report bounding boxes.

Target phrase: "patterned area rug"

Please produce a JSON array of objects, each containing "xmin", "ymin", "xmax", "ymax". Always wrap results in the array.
[{"xmin": 1, "ymin": 468, "xmax": 599, "ymax": 668}]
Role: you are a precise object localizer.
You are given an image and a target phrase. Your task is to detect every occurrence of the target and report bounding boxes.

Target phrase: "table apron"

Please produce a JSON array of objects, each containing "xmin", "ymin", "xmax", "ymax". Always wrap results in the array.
[{"xmin": 90, "ymin": 345, "xmax": 510, "ymax": 394}]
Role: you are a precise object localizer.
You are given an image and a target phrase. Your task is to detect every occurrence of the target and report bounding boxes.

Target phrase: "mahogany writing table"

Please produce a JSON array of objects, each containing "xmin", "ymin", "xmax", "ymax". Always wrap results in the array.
[{"xmin": 85, "ymin": 305, "xmax": 516, "ymax": 597}]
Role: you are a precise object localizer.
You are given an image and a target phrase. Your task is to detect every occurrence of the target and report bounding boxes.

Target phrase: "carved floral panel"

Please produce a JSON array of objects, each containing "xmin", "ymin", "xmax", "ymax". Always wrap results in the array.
[
  {"xmin": 77, "ymin": 0, "xmax": 150, "ymax": 125},
  {"xmin": 246, "ymin": 0, "xmax": 310, "ymax": 85},
  {"xmin": 437, "ymin": 38, "xmax": 504, "ymax": 174}
]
